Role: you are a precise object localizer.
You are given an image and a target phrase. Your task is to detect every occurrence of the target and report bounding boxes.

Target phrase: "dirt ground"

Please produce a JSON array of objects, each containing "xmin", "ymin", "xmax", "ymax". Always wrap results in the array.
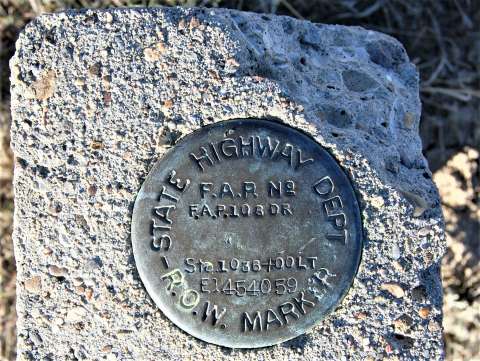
[{"xmin": 0, "ymin": 1, "xmax": 479, "ymax": 360}]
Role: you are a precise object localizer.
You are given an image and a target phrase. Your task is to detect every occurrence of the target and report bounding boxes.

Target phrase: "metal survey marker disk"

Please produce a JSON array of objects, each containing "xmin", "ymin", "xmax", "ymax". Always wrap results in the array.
[{"xmin": 131, "ymin": 119, "xmax": 362, "ymax": 348}]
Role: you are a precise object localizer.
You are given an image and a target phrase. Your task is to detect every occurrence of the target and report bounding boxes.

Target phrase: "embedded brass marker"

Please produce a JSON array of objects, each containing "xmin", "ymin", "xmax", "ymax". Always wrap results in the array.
[{"xmin": 131, "ymin": 119, "xmax": 362, "ymax": 348}]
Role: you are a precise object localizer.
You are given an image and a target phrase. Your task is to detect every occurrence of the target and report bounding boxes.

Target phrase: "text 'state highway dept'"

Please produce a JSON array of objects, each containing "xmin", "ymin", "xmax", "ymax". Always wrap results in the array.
[{"xmin": 131, "ymin": 119, "xmax": 363, "ymax": 348}]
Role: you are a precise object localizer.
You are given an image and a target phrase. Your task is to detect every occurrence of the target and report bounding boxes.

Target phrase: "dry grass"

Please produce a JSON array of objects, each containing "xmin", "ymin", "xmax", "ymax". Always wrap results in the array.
[{"xmin": 0, "ymin": 1, "xmax": 479, "ymax": 360}]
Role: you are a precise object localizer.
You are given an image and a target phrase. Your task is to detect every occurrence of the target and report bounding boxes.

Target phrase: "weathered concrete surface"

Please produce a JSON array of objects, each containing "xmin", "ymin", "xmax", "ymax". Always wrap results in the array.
[{"xmin": 10, "ymin": 7, "xmax": 445, "ymax": 360}]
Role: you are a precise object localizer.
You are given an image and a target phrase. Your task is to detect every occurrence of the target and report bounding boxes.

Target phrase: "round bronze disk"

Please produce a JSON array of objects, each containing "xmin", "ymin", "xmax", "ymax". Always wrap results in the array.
[{"xmin": 132, "ymin": 119, "xmax": 362, "ymax": 348}]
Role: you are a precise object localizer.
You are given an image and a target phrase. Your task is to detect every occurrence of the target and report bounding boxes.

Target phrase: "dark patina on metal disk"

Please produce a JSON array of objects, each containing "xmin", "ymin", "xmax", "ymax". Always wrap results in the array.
[{"xmin": 131, "ymin": 119, "xmax": 362, "ymax": 348}]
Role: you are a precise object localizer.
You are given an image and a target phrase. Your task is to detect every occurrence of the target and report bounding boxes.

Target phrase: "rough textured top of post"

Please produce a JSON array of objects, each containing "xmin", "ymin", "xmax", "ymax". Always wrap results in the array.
[{"xmin": 10, "ymin": 7, "xmax": 445, "ymax": 360}]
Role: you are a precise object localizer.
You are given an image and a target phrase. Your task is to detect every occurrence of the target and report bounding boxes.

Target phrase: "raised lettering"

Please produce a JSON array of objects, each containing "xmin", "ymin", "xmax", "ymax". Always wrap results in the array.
[
  {"xmin": 323, "ymin": 195, "xmax": 343, "ymax": 216},
  {"xmin": 220, "ymin": 138, "xmax": 238, "ymax": 158},
  {"xmin": 265, "ymin": 309, "xmax": 283, "ymax": 330},
  {"xmin": 166, "ymin": 170, "xmax": 190, "ymax": 192},
  {"xmin": 256, "ymin": 136, "xmax": 279, "ymax": 158},
  {"xmin": 238, "ymin": 136, "xmax": 254, "ymax": 157},
  {"xmin": 209, "ymin": 142, "xmax": 221, "ymax": 162},
  {"xmin": 313, "ymin": 176, "xmax": 334, "ymax": 196},
  {"xmin": 326, "ymin": 230, "xmax": 347, "ymax": 244},
  {"xmin": 161, "ymin": 256, "xmax": 169, "ymax": 268},
  {"xmin": 242, "ymin": 181, "xmax": 257, "ymax": 198},
  {"xmin": 268, "ymin": 181, "xmax": 281, "ymax": 197},
  {"xmin": 190, "ymin": 147, "xmax": 213, "ymax": 171},
  {"xmin": 296, "ymin": 149, "xmax": 314, "ymax": 170},
  {"xmin": 279, "ymin": 143, "xmax": 294, "ymax": 167},
  {"xmin": 219, "ymin": 183, "xmax": 234, "ymax": 198},
  {"xmin": 284, "ymin": 180, "xmax": 296, "ymax": 196},
  {"xmin": 200, "ymin": 204, "xmax": 213, "ymax": 217},
  {"xmin": 278, "ymin": 302, "xmax": 299, "ymax": 324},
  {"xmin": 281, "ymin": 203, "xmax": 293, "ymax": 215},
  {"xmin": 202, "ymin": 301, "xmax": 226, "ymax": 326},
  {"xmin": 189, "ymin": 204, "xmax": 198, "ymax": 217},
  {"xmin": 184, "ymin": 258, "xmax": 195, "ymax": 273},
  {"xmin": 199, "ymin": 183, "xmax": 213, "ymax": 198},
  {"xmin": 158, "ymin": 185, "xmax": 178, "ymax": 202},
  {"xmin": 243, "ymin": 311, "xmax": 263, "ymax": 332},
  {"xmin": 154, "ymin": 205, "xmax": 175, "ymax": 225},
  {"xmin": 152, "ymin": 234, "xmax": 171, "ymax": 251},
  {"xmin": 180, "ymin": 289, "xmax": 200, "ymax": 309},
  {"xmin": 152, "ymin": 218, "xmax": 170, "ymax": 231},
  {"xmin": 161, "ymin": 269, "xmax": 184, "ymax": 291},
  {"xmin": 292, "ymin": 291, "xmax": 316, "ymax": 314}
]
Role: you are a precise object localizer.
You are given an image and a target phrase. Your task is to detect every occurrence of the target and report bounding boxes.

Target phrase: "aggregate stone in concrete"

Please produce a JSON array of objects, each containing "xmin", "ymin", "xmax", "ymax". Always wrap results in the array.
[{"xmin": 10, "ymin": 6, "xmax": 445, "ymax": 361}]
